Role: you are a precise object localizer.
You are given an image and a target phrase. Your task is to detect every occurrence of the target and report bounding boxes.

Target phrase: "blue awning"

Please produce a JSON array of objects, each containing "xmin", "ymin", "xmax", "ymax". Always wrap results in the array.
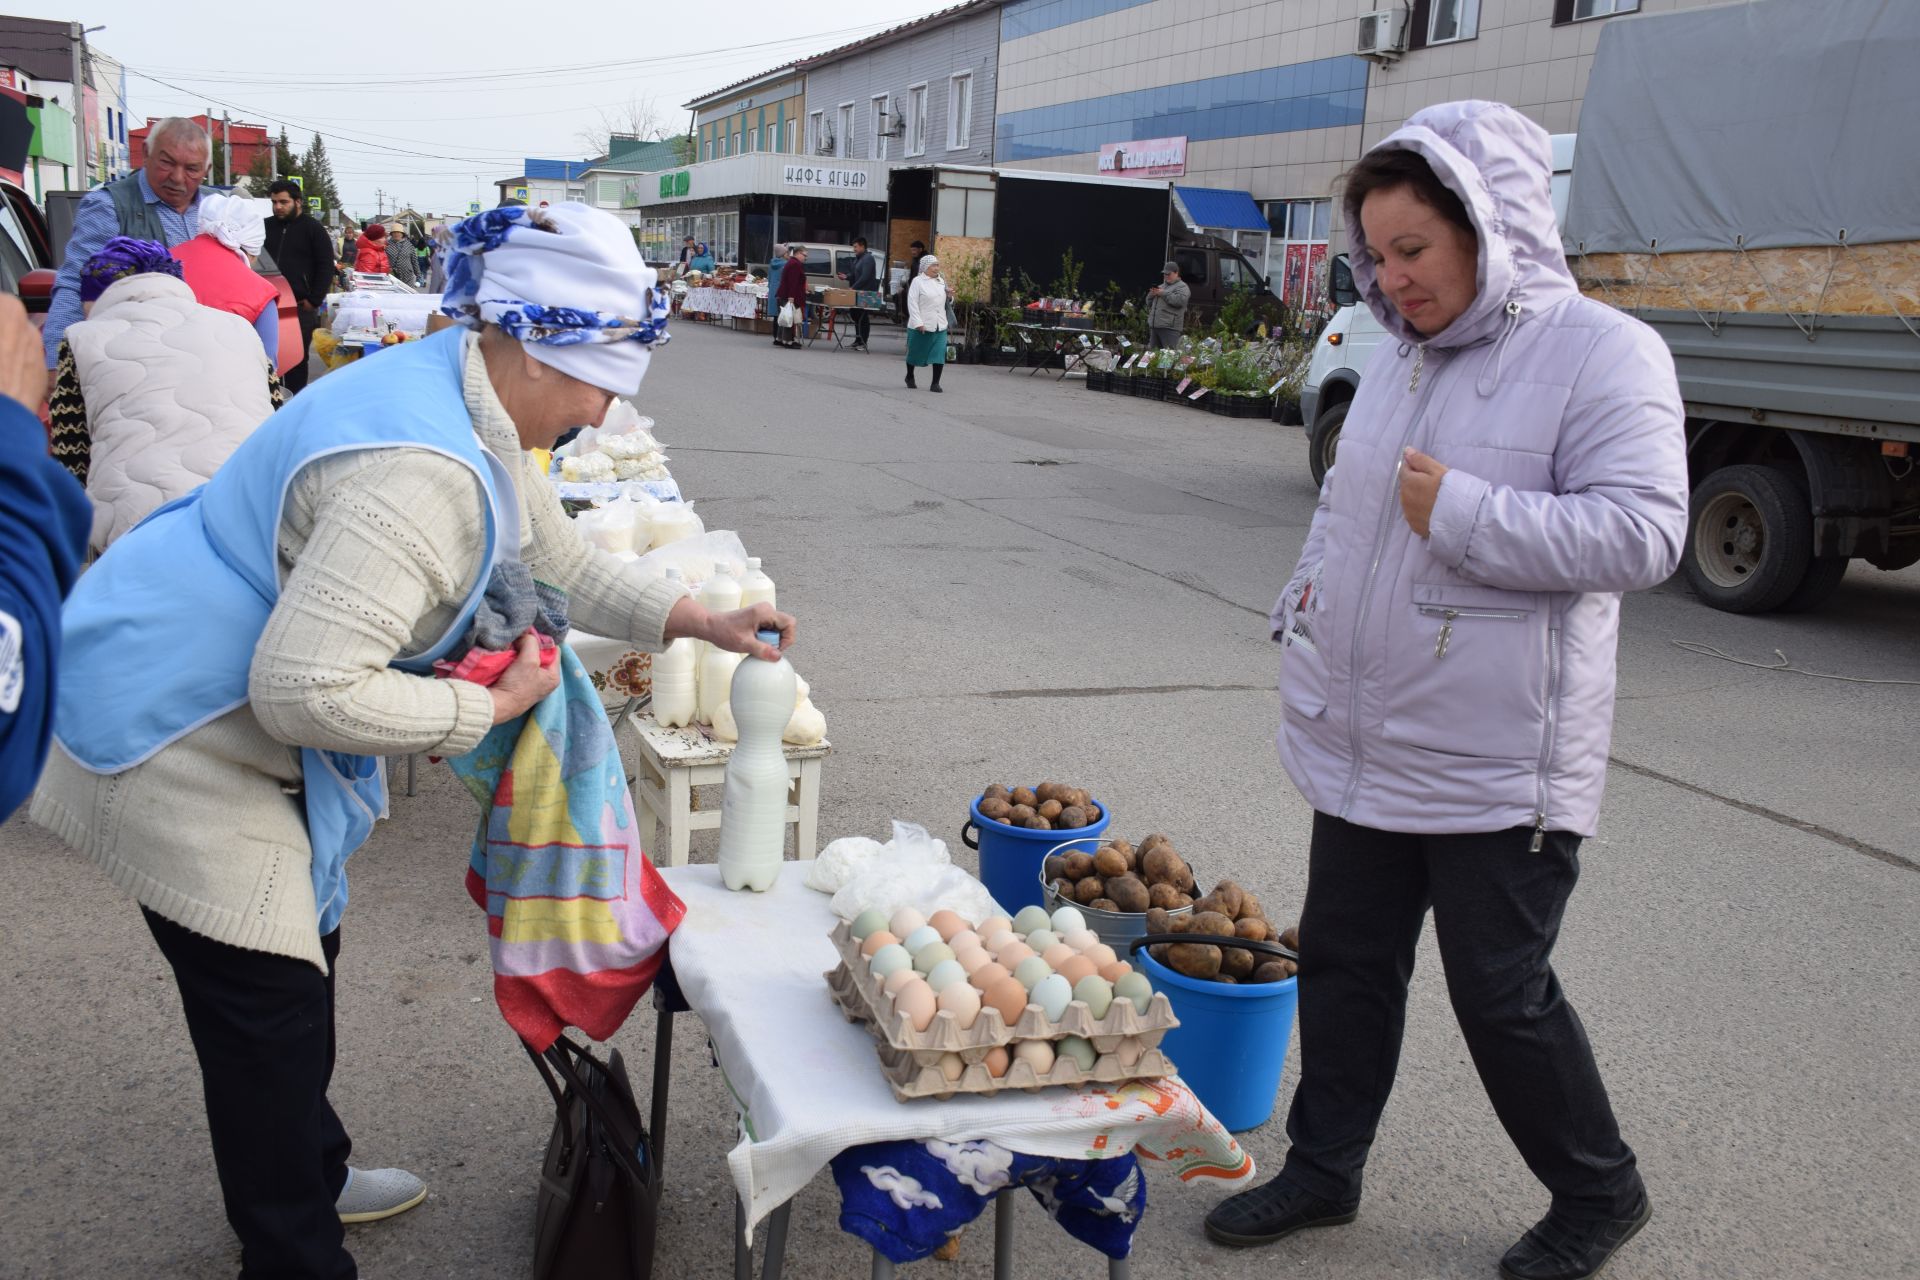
[{"xmin": 1173, "ymin": 185, "xmax": 1267, "ymax": 233}]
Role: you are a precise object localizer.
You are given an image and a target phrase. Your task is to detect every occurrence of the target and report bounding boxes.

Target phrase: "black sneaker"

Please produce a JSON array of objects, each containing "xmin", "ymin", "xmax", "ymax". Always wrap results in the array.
[
  {"xmin": 1499, "ymin": 1192, "xmax": 1651, "ymax": 1280},
  {"xmin": 1203, "ymin": 1176, "xmax": 1358, "ymax": 1248}
]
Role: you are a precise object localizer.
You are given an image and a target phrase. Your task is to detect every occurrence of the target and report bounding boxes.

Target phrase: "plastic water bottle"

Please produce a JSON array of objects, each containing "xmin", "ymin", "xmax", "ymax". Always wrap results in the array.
[
  {"xmin": 739, "ymin": 557, "xmax": 777, "ymax": 610},
  {"xmin": 651, "ymin": 569, "xmax": 698, "ymax": 728},
  {"xmin": 718, "ymin": 628, "xmax": 796, "ymax": 892}
]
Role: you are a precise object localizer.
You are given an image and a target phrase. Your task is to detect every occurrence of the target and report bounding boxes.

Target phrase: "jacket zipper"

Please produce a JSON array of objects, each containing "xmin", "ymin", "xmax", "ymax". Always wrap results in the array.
[
  {"xmin": 1531, "ymin": 621, "xmax": 1561, "ymax": 851},
  {"xmin": 1338, "ymin": 343, "xmax": 1441, "ymax": 820},
  {"xmin": 1420, "ymin": 605, "xmax": 1527, "ymax": 658}
]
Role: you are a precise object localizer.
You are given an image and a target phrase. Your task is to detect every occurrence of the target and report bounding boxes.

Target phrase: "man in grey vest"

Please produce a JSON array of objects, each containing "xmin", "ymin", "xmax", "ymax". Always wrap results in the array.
[
  {"xmin": 1147, "ymin": 260, "xmax": 1190, "ymax": 350},
  {"xmin": 42, "ymin": 117, "xmax": 213, "ymax": 367}
]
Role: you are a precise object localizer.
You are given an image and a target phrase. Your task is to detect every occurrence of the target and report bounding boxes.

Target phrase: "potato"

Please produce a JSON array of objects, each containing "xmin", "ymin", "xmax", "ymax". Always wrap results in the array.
[
  {"xmin": 1027, "ymin": 815, "xmax": 1054, "ymax": 830},
  {"xmin": 1139, "ymin": 833, "xmax": 1170, "ymax": 855},
  {"xmin": 1050, "ymin": 878, "xmax": 1074, "ymax": 902},
  {"xmin": 1057, "ymin": 805, "xmax": 1088, "ymax": 829},
  {"xmin": 1215, "ymin": 974, "xmax": 1239, "ymax": 984},
  {"xmin": 1188, "ymin": 911, "xmax": 1236, "ymax": 939},
  {"xmin": 1173, "ymin": 893, "xmax": 1195, "ymax": 910},
  {"xmin": 1210, "ymin": 881, "xmax": 1245, "ymax": 920},
  {"xmin": 1037, "ymin": 798, "xmax": 1063, "ymax": 821},
  {"xmin": 1251, "ymin": 961, "xmax": 1291, "ymax": 985},
  {"xmin": 1035, "ymin": 781, "xmax": 1062, "ymax": 803},
  {"xmin": 1064, "ymin": 788, "xmax": 1091, "ymax": 810},
  {"xmin": 1108, "ymin": 837, "xmax": 1134, "ymax": 860},
  {"xmin": 1189, "ymin": 894, "xmax": 1228, "ymax": 920},
  {"xmin": 1176, "ymin": 866, "xmax": 1196, "ymax": 895},
  {"xmin": 1236, "ymin": 890, "xmax": 1264, "ymax": 922},
  {"xmin": 1144, "ymin": 907, "xmax": 1172, "ymax": 936},
  {"xmin": 1008, "ymin": 803, "xmax": 1037, "ymax": 825},
  {"xmin": 1074, "ymin": 875, "xmax": 1105, "ymax": 904},
  {"xmin": 980, "ymin": 797, "xmax": 1013, "ymax": 822},
  {"xmin": 1106, "ymin": 874, "xmax": 1151, "ymax": 914},
  {"xmin": 1146, "ymin": 882, "xmax": 1185, "ymax": 911},
  {"xmin": 1150, "ymin": 943, "xmax": 1172, "ymax": 964},
  {"xmin": 1234, "ymin": 918, "xmax": 1267, "ymax": 942},
  {"xmin": 1280, "ymin": 958, "xmax": 1298, "ymax": 978},
  {"xmin": 1011, "ymin": 786, "xmax": 1038, "ymax": 808},
  {"xmin": 984, "ymin": 783, "xmax": 1011, "ymax": 801},
  {"xmin": 1221, "ymin": 947, "xmax": 1255, "ymax": 979},
  {"xmin": 1141, "ymin": 846, "xmax": 1186, "ymax": 887},
  {"xmin": 1265, "ymin": 921, "xmax": 1281, "ymax": 943},
  {"xmin": 1063, "ymin": 851, "xmax": 1096, "ymax": 880},
  {"xmin": 1043, "ymin": 854, "xmax": 1070, "ymax": 881},
  {"xmin": 1165, "ymin": 942, "xmax": 1221, "ymax": 980},
  {"xmin": 1279, "ymin": 924, "xmax": 1300, "ymax": 951},
  {"xmin": 1094, "ymin": 847, "xmax": 1129, "ymax": 878},
  {"xmin": 1169, "ymin": 913, "xmax": 1192, "ymax": 933},
  {"xmin": 1091, "ymin": 898, "xmax": 1119, "ymax": 913}
]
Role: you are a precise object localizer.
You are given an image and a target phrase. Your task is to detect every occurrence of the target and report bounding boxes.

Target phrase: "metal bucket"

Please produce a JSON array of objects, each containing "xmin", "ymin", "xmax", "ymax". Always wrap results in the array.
[{"xmin": 1037, "ymin": 836, "xmax": 1193, "ymax": 965}]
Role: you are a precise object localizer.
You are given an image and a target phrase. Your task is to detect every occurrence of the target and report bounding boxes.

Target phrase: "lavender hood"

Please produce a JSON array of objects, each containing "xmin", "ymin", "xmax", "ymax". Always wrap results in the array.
[{"xmin": 1270, "ymin": 101, "xmax": 1688, "ymax": 839}]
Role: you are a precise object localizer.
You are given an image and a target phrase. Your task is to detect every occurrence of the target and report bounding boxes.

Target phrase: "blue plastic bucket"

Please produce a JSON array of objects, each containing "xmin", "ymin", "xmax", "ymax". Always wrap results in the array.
[
  {"xmin": 1135, "ymin": 938, "xmax": 1298, "ymax": 1132},
  {"xmin": 962, "ymin": 792, "xmax": 1111, "ymax": 915}
]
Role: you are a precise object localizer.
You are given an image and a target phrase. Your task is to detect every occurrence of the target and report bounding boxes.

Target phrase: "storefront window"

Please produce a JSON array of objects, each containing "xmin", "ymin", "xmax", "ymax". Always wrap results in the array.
[{"xmin": 1264, "ymin": 198, "xmax": 1333, "ymax": 309}]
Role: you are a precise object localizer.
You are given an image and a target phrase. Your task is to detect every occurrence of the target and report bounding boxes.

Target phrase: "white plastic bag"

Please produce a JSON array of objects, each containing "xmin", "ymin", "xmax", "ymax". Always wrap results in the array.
[
  {"xmin": 778, "ymin": 300, "xmax": 799, "ymax": 330},
  {"xmin": 804, "ymin": 836, "xmax": 885, "ymax": 893},
  {"xmin": 635, "ymin": 526, "xmax": 743, "ymax": 587},
  {"xmin": 829, "ymin": 822, "xmax": 1000, "ymax": 924}
]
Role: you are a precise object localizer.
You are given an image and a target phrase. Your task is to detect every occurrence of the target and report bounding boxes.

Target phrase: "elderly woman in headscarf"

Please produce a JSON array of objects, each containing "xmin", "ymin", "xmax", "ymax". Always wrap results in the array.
[
  {"xmin": 30, "ymin": 204, "xmax": 795, "ymax": 1278},
  {"xmin": 46, "ymin": 237, "xmax": 286, "ymax": 550},
  {"xmin": 904, "ymin": 254, "xmax": 949, "ymax": 392},
  {"xmin": 384, "ymin": 222, "xmax": 420, "ymax": 287},
  {"xmin": 354, "ymin": 220, "xmax": 390, "ymax": 274},
  {"xmin": 171, "ymin": 192, "xmax": 281, "ymax": 362}
]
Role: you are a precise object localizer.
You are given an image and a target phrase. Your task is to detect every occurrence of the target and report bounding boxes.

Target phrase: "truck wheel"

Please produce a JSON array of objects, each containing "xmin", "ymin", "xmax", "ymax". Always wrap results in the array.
[
  {"xmin": 1683, "ymin": 464, "xmax": 1813, "ymax": 613},
  {"xmin": 1309, "ymin": 401, "xmax": 1346, "ymax": 487},
  {"xmin": 1780, "ymin": 556, "xmax": 1848, "ymax": 612}
]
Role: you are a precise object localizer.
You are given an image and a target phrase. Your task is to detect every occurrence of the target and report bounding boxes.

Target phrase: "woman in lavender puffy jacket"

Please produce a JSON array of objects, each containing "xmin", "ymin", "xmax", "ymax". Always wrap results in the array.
[{"xmin": 1206, "ymin": 103, "xmax": 1688, "ymax": 1280}]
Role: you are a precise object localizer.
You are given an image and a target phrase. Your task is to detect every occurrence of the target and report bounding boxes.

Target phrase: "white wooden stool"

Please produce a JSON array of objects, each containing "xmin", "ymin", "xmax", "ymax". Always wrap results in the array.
[{"xmin": 617, "ymin": 709, "xmax": 830, "ymax": 868}]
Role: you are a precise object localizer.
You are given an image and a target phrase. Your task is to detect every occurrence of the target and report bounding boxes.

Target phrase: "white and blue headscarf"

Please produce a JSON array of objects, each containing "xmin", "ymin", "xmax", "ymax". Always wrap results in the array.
[{"xmin": 441, "ymin": 203, "xmax": 669, "ymax": 396}]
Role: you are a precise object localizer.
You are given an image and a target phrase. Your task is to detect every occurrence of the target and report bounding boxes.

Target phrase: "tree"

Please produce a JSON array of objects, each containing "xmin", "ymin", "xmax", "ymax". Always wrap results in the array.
[
  {"xmin": 669, "ymin": 133, "xmax": 695, "ymax": 166},
  {"xmin": 240, "ymin": 146, "xmax": 274, "ymax": 194},
  {"xmin": 274, "ymin": 127, "xmax": 298, "ymax": 179},
  {"xmin": 575, "ymin": 94, "xmax": 672, "ymax": 158},
  {"xmin": 298, "ymin": 133, "xmax": 343, "ymax": 213}
]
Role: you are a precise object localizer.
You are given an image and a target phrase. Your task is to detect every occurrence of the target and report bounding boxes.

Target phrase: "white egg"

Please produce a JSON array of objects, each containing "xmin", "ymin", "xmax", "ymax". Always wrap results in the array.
[
  {"xmin": 889, "ymin": 907, "xmax": 928, "ymax": 939},
  {"xmin": 1012, "ymin": 1039, "xmax": 1055, "ymax": 1075},
  {"xmin": 1063, "ymin": 928, "xmax": 1100, "ymax": 952},
  {"xmin": 938, "ymin": 1051, "xmax": 965, "ymax": 1083},
  {"xmin": 1049, "ymin": 905, "xmax": 1087, "ymax": 935},
  {"xmin": 925, "ymin": 959, "xmax": 969, "ymax": 993},
  {"xmin": 901, "ymin": 925, "xmax": 942, "ymax": 956},
  {"xmin": 1032, "ymin": 973, "xmax": 1073, "ymax": 1022}
]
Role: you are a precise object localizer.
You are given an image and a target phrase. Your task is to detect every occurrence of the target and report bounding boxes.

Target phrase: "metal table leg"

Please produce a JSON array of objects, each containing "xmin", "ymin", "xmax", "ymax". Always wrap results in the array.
[
  {"xmin": 995, "ymin": 1189, "xmax": 1016, "ymax": 1278},
  {"xmin": 1108, "ymin": 1255, "xmax": 1131, "ymax": 1279},
  {"xmin": 870, "ymin": 1251, "xmax": 897, "ymax": 1279},
  {"xmin": 734, "ymin": 1197, "xmax": 752, "ymax": 1280},
  {"xmin": 760, "ymin": 1200, "xmax": 792, "ymax": 1280},
  {"xmin": 405, "ymin": 752, "xmax": 417, "ymax": 796}
]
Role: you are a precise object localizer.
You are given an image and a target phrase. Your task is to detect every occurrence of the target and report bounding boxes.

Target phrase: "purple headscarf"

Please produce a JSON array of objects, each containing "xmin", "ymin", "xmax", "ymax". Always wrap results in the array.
[{"xmin": 79, "ymin": 237, "xmax": 185, "ymax": 303}]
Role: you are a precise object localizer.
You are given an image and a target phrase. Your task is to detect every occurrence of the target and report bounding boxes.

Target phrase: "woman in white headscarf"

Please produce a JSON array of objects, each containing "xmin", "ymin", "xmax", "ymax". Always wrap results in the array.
[
  {"xmin": 32, "ymin": 203, "xmax": 797, "ymax": 1278},
  {"xmin": 905, "ymin": 253, "xmax": 948, "ymax": 392},
  {"xmin": 171, "ymin": 192, "xmax": 281, "ymax": 361}
]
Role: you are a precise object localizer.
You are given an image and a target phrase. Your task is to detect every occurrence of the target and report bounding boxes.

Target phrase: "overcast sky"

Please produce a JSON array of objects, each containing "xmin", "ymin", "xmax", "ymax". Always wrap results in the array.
[{"xmin": 11, "ymin": 1, "xmax": 951, "ymax": 218}]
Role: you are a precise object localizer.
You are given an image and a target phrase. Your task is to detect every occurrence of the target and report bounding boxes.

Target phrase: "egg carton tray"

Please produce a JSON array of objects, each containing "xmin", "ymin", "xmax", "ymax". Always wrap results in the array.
[
  {"xmin": 859, "ymin": 1010, "xmax": 1180, "ymax": 1102},
  {"xmin": 829, "ymin": 922, "xmax": 1178, "ymax": 1055}
]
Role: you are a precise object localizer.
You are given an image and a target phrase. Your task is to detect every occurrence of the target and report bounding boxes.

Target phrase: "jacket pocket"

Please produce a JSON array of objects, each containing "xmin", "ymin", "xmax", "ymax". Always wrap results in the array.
[
  {"xmin": 1381, "ymin": 582, "xmax": 1546, "ymax": 758},
  {"xmin": 1277, "ymin": 629, "xmax": 1330, "ymax": 720}
]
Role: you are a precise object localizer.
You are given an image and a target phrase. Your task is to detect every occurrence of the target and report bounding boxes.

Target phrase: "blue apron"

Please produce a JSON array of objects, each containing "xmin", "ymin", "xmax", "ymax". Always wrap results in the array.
[{"xmin": 55, "ymin": 327, "xmax": 515, "ymax": 933}]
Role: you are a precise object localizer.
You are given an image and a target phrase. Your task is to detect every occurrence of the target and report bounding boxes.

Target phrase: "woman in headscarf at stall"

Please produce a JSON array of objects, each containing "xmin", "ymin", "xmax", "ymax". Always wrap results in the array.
[
  {"xmin": 354, "ymin": 220, "xmax": 390, "ymax": 274},
  {"xmin": 47, "ymin": 237, "xmax": 286, "ymax": 552},
  {"xmin": 171, "ymin": 192, "xmax": 282, "ymax": 363},
  {"xmin": 905, "ymin": 254, "xmax": 949, "ymax": 392},
  {"xmin": 30, "ymin": 203, "xmax": 796, "ymax": 1279}
]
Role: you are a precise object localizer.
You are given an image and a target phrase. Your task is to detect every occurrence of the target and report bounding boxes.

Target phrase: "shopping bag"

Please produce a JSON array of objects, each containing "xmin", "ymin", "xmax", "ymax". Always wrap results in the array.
[
  {"xmin": 777, "ymin": 300, "xmax": 799, "ymax": 330},
  {"xmin": 527, "ymin": 1035, "xmax": 660, "ymax": 1280}
]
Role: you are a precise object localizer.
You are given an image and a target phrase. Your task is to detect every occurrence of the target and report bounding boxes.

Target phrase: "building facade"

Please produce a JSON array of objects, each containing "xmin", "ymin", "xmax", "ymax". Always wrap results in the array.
[
  {"xmin": 690, "ymin": 69, "xmax": 805, "ymax": 163},
  {"xmin": 799, "ymin": 1, "xmax": 1000, "ymax": 169}
]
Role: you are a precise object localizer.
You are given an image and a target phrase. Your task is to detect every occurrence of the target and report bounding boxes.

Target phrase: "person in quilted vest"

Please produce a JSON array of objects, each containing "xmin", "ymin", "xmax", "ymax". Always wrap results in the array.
[
  {"xmin": 1206, "ymin": 103, "xmax": 1686, "ymax": 1280},
  {"xmin": 171, "ymin": 193, "xmax": 281, "ymax": 363},
  {"xmin": 46, "ymin": 238, "xmax": 286, "ymax": 550}
]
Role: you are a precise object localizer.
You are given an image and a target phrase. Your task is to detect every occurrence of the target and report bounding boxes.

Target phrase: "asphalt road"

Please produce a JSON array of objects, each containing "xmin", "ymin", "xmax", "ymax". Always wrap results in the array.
[{"xmin": 3, "ymin": 319, "xmax": 1916, "ymax": 1280}]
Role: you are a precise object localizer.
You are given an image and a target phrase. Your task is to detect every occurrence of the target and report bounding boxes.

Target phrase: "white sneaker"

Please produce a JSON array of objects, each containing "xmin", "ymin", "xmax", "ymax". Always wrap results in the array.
[{"xmin": 336, "ymin": 1166, "xmax": 427, "ymax": 1223}]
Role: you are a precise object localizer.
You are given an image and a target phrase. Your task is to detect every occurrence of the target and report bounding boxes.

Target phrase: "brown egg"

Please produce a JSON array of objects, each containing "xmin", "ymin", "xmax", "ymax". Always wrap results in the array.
[
  {"xmin": 1083, "ymin": 943, "xmax": 1119, "ymax": 969},
  {"xmin": 1057, "ymin": 955, "xmax": 1098, "ymax": 986},
  {"xmin": 955, "ymin": 947, "xmax": 994, "ymax": 976},
  {"xmin": 894, "ymin": 979, "xmax": 937, "ymax": 1033},
  {"xmin": 1098, "ymin": 960, "xmax": 1135, "ymax": 984},
  {"xmin": 968, "ymin": 962, "xmax": 1012, "ymax": 992},
  {"xmin": 928, "ymin": 909, "xmax": 969, "ymax": 942},
  {"xmin": 984, "ymin": 975, "xmax": 1030, "ymax": 1028},
  {"xmin": 883, "ymin": 968, "xmax": 922, "ymax": 998},
  {"xmin": 995, "ymin": 941, "xmax": 1036, "ymax": 971},
  {"xmin": 984, "ymin": 1046, "xmax": 1010, "ymax": 1078},
  {"xmin": 978, "ymin": 916, "xmax": 1013, "ymax": 941},
  {"xmin": 948, "ymin": 929, "xmax": 983, "ymax": 954},
  {"xmin": 860, "ymin": 929, "xmax": 899, "ymax": 958},
  {"xmin": 1042, "ymin": 943, "xmax": 1077, "ymax": 969}
]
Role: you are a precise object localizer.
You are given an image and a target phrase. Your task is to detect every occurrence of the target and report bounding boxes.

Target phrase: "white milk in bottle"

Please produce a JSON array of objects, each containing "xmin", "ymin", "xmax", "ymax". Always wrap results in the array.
[
  {"xmin": 698, "ymin": 562, "xmax": 742, "ymax": 656},
  {"xmin": 698, "ymin": 646, "xmax": 745, "ymax": 726},
  {"xmin": 650, "ymin": 568, "xmax": 698, "ymax": 728},
  {"xmin": 717, "ymin": 628, "xmax": 797, "ymax": 891},
  {"xmin": 738, "ymin": 557, "xmax": 777, "ymax": 610}
]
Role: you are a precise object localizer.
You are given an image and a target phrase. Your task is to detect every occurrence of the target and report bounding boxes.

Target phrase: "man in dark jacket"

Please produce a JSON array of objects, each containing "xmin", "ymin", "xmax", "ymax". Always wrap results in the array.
[
  {"xmin": 841, "ymin": 236, "xmax": 879, "ymax": 352},
  {"xmin": 264, "ymin": 180, "xmax": 339, "ymax": 392},
  {"xmin": 0, "ymin": 294, "xmax": 90, "ymax": 821}
]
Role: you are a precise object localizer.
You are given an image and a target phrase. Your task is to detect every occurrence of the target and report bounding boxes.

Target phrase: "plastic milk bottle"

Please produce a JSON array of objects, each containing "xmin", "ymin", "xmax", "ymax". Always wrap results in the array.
[
  {"xmin": 650, "ymin": 569, "xmax": 698, "ymax": 728},
  {"xmin": 739, "ymin": 557, "xmax": 777, "ymax": 609},
  {"xmin": 717, "ymin": 628, "xmax": 796, "ymax": 892},
  {"xmin": 698, "ymin": 561, "xmax": 742, "ymax": 659}
]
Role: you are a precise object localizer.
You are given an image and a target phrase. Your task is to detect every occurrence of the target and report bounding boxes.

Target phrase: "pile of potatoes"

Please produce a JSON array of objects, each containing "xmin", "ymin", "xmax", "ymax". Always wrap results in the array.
[
  {"xmin": 1043, "ymin": 832, "xmax": 1196, "ymax": 914},
  {"xmin": 978, "ymin": 782, "xmax": 1103, "ymax": 832},
  {"xmin": 1147, "ymin": 882, "xmax": 1301, "ymax": 986}
]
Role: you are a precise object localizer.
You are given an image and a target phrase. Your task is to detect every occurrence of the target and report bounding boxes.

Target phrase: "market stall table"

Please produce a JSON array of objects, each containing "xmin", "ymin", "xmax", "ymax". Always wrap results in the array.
[
  {"xmin": 619, "ymin": 712, "xmax": 829, "ymax": 867},
  {"xmin": 649, "ymin": 862, "xmax": 1256, "ymax": 1278},
  {"xmin": 1006, "ymin": 323, "xmax": 1124, "ymax": 380},
  {"xmin": 683, "ymin": 286, "xmax": 761, "ymax": 321}
]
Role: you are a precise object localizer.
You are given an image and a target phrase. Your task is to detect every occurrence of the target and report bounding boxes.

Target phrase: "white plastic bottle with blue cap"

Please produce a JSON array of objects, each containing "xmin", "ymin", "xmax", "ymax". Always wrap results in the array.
[{"xmin": 717, "ymin": 628, "xmax": 796, "ymax": 892}]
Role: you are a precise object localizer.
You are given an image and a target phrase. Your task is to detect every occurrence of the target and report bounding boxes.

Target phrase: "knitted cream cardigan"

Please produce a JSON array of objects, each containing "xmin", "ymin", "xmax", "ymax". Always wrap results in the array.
[{"xmin": 32, "ymin": 334, "xmax": 683, "ymax": 970}]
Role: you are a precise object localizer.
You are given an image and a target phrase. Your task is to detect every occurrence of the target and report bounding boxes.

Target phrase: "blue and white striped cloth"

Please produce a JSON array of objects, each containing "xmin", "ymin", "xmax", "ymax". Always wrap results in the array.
[{"xmin": 43, "ymin": 171, "xmax": 203, "ymax": 367}]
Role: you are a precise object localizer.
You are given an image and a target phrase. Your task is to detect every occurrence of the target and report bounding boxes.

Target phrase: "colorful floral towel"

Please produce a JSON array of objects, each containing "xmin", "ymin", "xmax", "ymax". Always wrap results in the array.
[
  {"xmin": 446, "ymin": 644, "xmax": 684, "ymax": 1049},
  {"xmin": 832, "ymin": 1140, "xmax": 1145, "ymax": 1264}
]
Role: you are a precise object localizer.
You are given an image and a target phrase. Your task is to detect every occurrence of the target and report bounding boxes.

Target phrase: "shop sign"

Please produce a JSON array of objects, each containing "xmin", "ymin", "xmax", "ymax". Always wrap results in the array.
[
  {"xmin": 1098, "ymin": 136, "xmax": 1187, "ymax": 178},
  {"xmin": 657, "ymin": 170, "xmax": 691, "ymax": 198},
  {"xmin": 511, "ymin": 185, "xmax": 529, "ymax": 201},
  {"xmin": 782, "ymin": 164, "xmax": 871, "ymax": 191}
]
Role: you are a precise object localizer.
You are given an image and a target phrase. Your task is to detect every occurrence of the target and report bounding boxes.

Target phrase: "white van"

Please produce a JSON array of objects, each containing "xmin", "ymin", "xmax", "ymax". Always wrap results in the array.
[{"xmin": 1297, "ymin": 134, "xmax": 1577, "ymax": 484}]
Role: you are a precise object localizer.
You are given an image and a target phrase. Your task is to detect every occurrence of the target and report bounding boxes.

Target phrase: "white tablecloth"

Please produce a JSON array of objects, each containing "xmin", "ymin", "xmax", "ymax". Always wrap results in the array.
[
  {"xmin": 682, "ymin": 287, "xmax": 758, "ymax": 319},
  {"xmin": 658, "ymin": 862, "xmax": 1254, "ymax": 1233}
]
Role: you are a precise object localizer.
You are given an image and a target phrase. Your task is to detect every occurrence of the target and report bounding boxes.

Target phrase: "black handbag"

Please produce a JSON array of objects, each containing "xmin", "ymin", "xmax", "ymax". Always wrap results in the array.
[{"xmin": 525, "ymin": 1035, "xmax": 660, "ymax": 1280}]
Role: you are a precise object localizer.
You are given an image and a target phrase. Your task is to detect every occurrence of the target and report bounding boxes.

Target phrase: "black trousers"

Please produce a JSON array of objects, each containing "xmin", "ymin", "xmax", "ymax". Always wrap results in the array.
[
  {"xmin": 145, "ymin": 909, "xmax": 355, "ymax": 1280},
  {"xmin": 853, "ymin": 308, "xmax": 871, "ymax": 346},
  {"xmin": 1278, "ymin": 814, "xmax": 1641, "ymax": 1221},
  {"xmin": 283, "ymin": 309, "xmax": 321, "ymax": 394}
]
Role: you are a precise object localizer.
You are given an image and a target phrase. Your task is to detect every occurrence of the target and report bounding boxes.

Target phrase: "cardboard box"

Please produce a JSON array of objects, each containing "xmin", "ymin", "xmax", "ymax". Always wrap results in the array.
[
  {"xmin": 855, "ymin": 289, "xmax": 888, "ymax": 310},
  {"xmin": 425, "ymin": 312, "xmax": 456, "ymax": 334},
  {"xmin": 821, "ymin": 287, "xmax": 856, "ymax": 308}
]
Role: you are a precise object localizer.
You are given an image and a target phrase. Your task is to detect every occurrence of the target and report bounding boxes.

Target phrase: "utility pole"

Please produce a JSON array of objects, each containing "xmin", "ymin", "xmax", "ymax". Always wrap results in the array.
[
  {"xmin": 67, "ymin": 22, "xmax": 85, "ymax": 188},
  {"xmin": 223, "ymin": 110, "xmax": 232, "ymax": 186}
]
